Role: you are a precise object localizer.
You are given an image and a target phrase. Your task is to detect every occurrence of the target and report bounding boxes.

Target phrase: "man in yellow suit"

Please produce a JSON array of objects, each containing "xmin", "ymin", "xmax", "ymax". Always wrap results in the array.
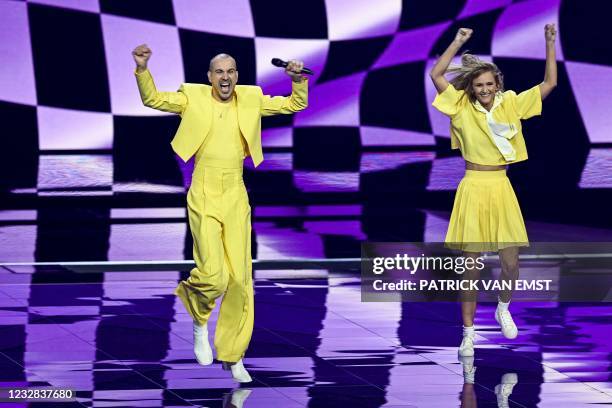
[{"xmin": 132, "ymin": 44, "xmax": 308, "ymax": 382}]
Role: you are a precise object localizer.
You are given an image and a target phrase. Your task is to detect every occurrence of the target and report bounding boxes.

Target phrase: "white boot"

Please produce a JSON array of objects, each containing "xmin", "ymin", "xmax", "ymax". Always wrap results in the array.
[
  {"xmin": 222, "ymin": 359, "xmax": 252, "ymax": 383},
  {"xmin": 495, "ymin": 301, "xmax": 518, "ymax": 339},
  {"xmin": 224, "ymin": 388, "xmax": 252, "ymax": 408},
  {"xmin": 495, "ymin": 373, "xmax": 518, "ymax": 408},
  {"xmin": 193, "ymin": 321, "xmax": 213, "ymax": 365},
  {"xmin": 458, "ymin": 332, "xmax": 475, "ymax": 357},
  {"xmin": 459, "ymin": 355, "xmax": 476, "ymax": 384}
]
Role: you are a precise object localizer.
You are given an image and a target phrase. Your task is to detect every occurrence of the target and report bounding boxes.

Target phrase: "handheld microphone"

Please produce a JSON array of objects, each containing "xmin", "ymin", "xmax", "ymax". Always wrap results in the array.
[{"xmin": 271, "ymin": 58, "xmax": 314, "ymax": 75}]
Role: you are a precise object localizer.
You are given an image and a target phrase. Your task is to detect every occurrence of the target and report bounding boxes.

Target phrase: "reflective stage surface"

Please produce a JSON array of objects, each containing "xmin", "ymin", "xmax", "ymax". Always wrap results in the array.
[{"xmin": 1, "ymin": 266, "xmax": 610, "ymax": 407}]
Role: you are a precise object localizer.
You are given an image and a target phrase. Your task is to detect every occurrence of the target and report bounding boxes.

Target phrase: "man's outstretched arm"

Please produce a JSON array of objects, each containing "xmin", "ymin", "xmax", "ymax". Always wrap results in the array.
[
  {"xmin": 133, "ymin": 44, "xmax": 187, "ymax": 114},
  {"xmin": 261, "ymin": 60, "xmax": 308, "ymax": 116}
]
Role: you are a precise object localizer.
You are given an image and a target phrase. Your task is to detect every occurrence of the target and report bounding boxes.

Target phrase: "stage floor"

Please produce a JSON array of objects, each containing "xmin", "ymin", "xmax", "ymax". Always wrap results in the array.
[{"xmin": 0, "ymin": 267, "xmax": 610, "ymax": 407}]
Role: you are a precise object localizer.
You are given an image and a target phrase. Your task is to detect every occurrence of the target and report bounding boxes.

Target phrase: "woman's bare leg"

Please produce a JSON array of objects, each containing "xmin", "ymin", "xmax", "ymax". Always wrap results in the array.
[{"xmin": 461, "ymin": 251, "xmax": 482, "ymax": 327}]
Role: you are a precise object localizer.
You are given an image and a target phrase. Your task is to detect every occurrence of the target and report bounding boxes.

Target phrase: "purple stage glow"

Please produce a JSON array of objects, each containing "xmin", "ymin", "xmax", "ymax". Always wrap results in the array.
[
  {"xmin": 303, "ymin": 220, "xmax": 366, "ymax": 239},
  {"xmin": 492, "ymin": 0, "xmax": 563, "ymax": 60},
  {"xmin": 254, "ymin": 204, "xmax": 362, "ymax": 217},
  {"xmin": 360, "ymin": 151, "xmax": 435, "ymax": 173},
  {"xmin": 360, "ymin": 127, "xmax": 436, "ymax": 146},
  {"xmin": 172, "ymin": 0, "xmax": 255, "ymax": 38},
  {"xmin": 566, "ymin": 62, "xmax": 612, "ymax": 144},
  {"xmin": 112, "ymin": 182, "xmax": 186, "ymax": 194},
  {"xmin": 373, "ymin": 22, "xmax": 450, "ymax": 70},
  {"xmin": 110, "ymin": 207, "xmax": 186, "ymax": 219},
  {"xmin": 0, "ymin": 210, "xmax": 37, "ymax": 222},
  {"xmin": 579, "ymin": 148, "xmax": 612, "ymax": 189},
  {"xmin": 423, "ymin": 211, "xmax": 450, "ymax": 242},
  {"xmin": 245, "ymin": 152, "xmax": 293, "ymax": 171},
  {"xmin": 261, "ymin": 127, "xmax": 293, "ymax": 147},
  {"xmin": 0, "ymin": 1, "xmax": 36, "ymax": 105},
  {"xmin": 325, "ymin": 0, "xmax": 401, "ymax": 40},
  {"xmin": 0, "ymin": 224, "xmax": 36, "ymax": 261},
  {"xmin": 37, "ymin": 107, "xmax": 113, "ymax": 150},
  {"xmin": 294, "ymin": 73, "xmax": 365, "ymax": 127},
  {"xmin": 293, "ymin": 171, "xmax": 359, "ymax": 192},
  {"xmin": 458, "ymin": 0, "xmax": 512, "ymax": 19},
  {"xmin": 109, "ymin": 223, "xmax": 187, "ymax": 260},
  {"xmin": 426, "ymin": 156, "xmax": 465, "ymax": 191},
  {"xmin": 254, "ymin": 221, "xmax": 325, "ymax": 258},
  {"xmin": 37, "ymin": 154, "xmax": 112, "ymax": 190},
  {"xmin": 102, "ymin": 14, "xmax": 184, "ymax": 116}
]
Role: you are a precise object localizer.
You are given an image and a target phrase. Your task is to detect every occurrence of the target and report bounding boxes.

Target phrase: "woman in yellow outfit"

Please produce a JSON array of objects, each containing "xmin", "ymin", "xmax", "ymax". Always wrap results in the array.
[
  {"xmin": 132, "ymin": 45, "xmax": 308, "ymax": 382},
  {"xmin": 430, "ymin": 25, "xmax": 557, "ymax": 357}
]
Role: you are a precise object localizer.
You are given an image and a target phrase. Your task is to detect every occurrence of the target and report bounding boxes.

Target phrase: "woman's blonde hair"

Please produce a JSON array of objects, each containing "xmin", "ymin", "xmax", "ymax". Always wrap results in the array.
[{"xmin": 446, "ymin": 53, "xmax": 504, "ymax": 102}]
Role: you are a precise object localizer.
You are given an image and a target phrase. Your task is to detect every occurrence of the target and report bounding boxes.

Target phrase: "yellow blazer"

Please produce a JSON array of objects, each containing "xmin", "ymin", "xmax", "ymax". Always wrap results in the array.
[{"xmin": 135, "ymin": 69, "xmax": 308, "ymax": 167}]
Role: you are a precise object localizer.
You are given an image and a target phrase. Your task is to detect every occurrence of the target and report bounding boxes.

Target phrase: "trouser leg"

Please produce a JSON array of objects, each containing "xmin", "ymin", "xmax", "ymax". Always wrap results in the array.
[
  {"xmin": 215, "ymin": 177, "xmax": 253, "ymax": 362},
  {"xmin": 175, "ymin": 171, "xmax": 227, "ymax": 324}
]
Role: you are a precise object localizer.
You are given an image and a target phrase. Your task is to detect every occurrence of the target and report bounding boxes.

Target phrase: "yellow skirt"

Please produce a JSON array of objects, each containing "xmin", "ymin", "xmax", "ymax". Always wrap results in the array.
[{"xmin": 445, "ymin": 170, "xmax": 528, "ymax": 252}]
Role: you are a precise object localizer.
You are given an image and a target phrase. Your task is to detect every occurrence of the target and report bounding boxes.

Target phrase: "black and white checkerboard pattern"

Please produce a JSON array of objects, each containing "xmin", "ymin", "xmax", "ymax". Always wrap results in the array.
[{"xmin": 1, "ymin": 0, "xmax": 610, "ymax": 193}]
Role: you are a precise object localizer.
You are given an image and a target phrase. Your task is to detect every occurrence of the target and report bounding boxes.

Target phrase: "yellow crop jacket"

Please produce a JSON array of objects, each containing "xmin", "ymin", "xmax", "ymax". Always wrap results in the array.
[{"xmin": 135, "ymin": 69, "xmax": 308, "ymax": 167}]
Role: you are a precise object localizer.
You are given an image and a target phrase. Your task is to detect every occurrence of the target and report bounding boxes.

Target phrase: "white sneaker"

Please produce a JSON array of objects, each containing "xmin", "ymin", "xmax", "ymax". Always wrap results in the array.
[
  {"xmin": 193, "ymin": 321, "xmax": 213, "ymax": 365},
  {"xmin": 223, "ymin": 388, "xmax": 252, "ymax": 408},
  {"xmin": 222, "ymin": 359, "xmax": 253, "ymax": 383},
  {"xmin": 495, "ymin": 373, "xmax": 518, "ymax": 408},
  {"xmin": 495, "ymin": 306, "xmax": 518, "ymax": 339},
  {"xmin": 458, "ymin": 333, "xmax": 475, "ymax": 357},
  {"xmin": 459, "ymin": 355, "xmax": 476, "ymax": 384}
]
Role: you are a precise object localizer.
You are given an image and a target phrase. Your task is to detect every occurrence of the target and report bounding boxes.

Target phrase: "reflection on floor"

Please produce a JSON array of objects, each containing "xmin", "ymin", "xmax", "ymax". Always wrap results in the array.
[
  {"xmin": 0, "ymin": 267, "xmax": 610, "ymax": 407},
  {"xmin": 3, "ymin": 205, "xmax": 612, "ymax": 263}
]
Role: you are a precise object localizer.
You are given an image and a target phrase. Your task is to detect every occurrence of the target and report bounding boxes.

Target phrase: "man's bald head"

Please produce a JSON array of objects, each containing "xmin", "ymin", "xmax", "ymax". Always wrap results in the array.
[
  {"xmin": 209, "ymin": 53, "xmax": 237, "ymax": 72},
  {"xmin": 207, "ymin": 53, "xmax": 239, "ymax": 102}
]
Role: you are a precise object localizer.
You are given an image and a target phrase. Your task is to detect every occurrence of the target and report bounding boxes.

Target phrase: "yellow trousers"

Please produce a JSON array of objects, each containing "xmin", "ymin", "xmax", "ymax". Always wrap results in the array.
[{"xmin": 175, "ymin": 159, "xmax": 253, "ymax": 362}]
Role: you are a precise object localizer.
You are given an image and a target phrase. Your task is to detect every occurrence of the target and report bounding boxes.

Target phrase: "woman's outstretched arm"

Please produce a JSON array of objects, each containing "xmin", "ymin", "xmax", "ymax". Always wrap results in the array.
[
  {"xmin": 429, "ymin": 28, "xmax": 472, "ymax": 93},
  {"xmin": 539, "ymin": 24, "xmax": 557, "ymax": 100}
]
